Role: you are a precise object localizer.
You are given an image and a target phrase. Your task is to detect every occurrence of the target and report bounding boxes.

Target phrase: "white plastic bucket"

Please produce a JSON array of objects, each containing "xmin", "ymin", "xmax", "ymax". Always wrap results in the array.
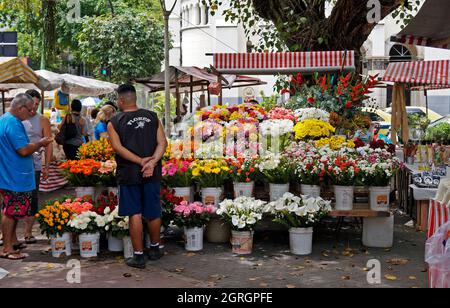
[
  {"xmin": 301, "ymin": 185, "xmax": 321, "ymax": 198},
  {"xmin": 231, "ymin": 230, "xmax": 253, "ymax": 255},
  {"xmin": 107, "ymin": 234, "xmax": 124, "ymax": 252},
  {"xmin": 201, "ymin": 187, "xmax": 223, "ymax": 209},
  {"xmin": 233, "ymin": 182, "xmax": 254, "ymax": 198},
  {"xmin": 184, "ymin": 227, "xmax": 204, "ymax": 251},
  {"xmin": 75, "ymin": 187, "xmax": 95, "ymax": 200},
  {"xmin": 362, "ymin": 215, "xmax": 394, "ymax": 248},
  {"xmin": 123, "ymin": 236, "xmax": 134, "ymax": 259},
  {"xmin": 369, "ymin": 186, "xmax": 391, "ymax": 211},
  {"xmin": 334, "ymin": 186, "xmax": 354, "ymax": 210},
  {"xmin": 205, "ymin": 217, "xmax": 231, "ymax": 243},
  {"xmin": 173, "ymin": 187, "xmax": 194, "ymax": 203},
  {"xmin": 51, "ymin": 233, "xmax": 72, "ymax": 258},
  {"xmin": 79, "ymin": 232, "xmax": 100, "ymax": 258},
  {"xmin": 289, "ymin": 227, "xmax": 313, "ymax": 255},
  {"xmin": 269, "ymin": 183, "xmax": 290, "ymax": 201}
]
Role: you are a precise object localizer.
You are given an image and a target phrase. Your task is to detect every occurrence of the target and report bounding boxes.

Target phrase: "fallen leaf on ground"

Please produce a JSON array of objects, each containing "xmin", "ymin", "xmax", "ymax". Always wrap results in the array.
[
  {"xmin": 248, "ymin": 277, "xmax": 259, "ymax": 281},
  {"xmin": 175, "ymin": 268, "xmax": 185, "ymax": 273},
  {"xmin": 363, "ymin": 267, "xmax": 369, "ymax": 272},
  {"xmin": 286, "ymin": 284, "xmax": 296, "ymax": 288},
  {"xmin": 384, "ymin": 248, "xmax": 391, "ymax": 252},
  {"xmin": 385, "ymin": 274, "xmax": 397, "ymax": 281},
  {"xmin": 341, "ymin": 276, "xmax": 351, "ymax": 280},
  {"xmin": 409, "ymin": 276, "xmax": 417, "ymax": 280},
  {"xmin": 186, "ymin": 252, "xmax": 196, "ymax": 257},
  {"xmin": 123, "ymin": 273, "xmax": 132, "ymax": 278},
  {"xmin": 260, "ymin": 283, "xmax": 268, "ymax": 287},
  {"xmin": 387, "ymin": 258, "xmax": 409, "ymax": 265}
]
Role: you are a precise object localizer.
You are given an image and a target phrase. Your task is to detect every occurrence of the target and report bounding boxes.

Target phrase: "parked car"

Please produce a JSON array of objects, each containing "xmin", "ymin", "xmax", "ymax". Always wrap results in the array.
[{"xmin": 384, "ymin": 106, "xmax": 442, "ymax": 122}]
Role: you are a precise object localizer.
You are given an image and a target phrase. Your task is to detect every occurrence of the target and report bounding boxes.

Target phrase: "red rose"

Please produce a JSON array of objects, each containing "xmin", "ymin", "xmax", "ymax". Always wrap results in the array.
[
  {"xmin": 307, "ymin": 97, "xmax": 315, "ymax": 104},
  {"xmin": 344, "ymin": 101, "xmax": 352, "ymax": 109}
]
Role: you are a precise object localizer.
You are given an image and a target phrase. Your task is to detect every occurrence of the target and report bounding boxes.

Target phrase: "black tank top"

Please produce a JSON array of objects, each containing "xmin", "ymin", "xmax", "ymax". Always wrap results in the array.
[{"xmin": 110, "ymin": 109, "xmax": 162, "ymax": 185}]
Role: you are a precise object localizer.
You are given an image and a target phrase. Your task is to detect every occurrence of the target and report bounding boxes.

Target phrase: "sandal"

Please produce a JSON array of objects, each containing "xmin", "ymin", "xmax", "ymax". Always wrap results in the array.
[
  {"xmin": 0, "ymin": 251, "xmax": 27, "ymax": 260},
  {"xmin": 12, "ymin": 243, "xmax": 27, "ymax": 250},
  {"xmin": 24, "ymin": 236, "xmax": 37, "ymax": 244}
]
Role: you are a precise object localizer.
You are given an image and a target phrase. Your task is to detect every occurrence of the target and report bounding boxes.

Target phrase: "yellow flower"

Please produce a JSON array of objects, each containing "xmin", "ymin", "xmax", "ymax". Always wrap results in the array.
[
  {"xmin": 212, "ymin": 168, "xmax": 221, "ymax": 174},
  {"xmin": 192, "ymin": 168, "xmax": 201, "ymax": 177}
]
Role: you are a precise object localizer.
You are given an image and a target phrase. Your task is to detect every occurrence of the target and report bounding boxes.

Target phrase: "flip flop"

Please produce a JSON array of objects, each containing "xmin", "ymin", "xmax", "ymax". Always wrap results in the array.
[
  {"xmin": 0, "ymin": 240, "xmax": 3, "ymax": 246},
  {"xmin": 12, "ymin": 243, "xmax": 27, "ymax": 250},
  {"xmin": 0, "ymin": 251, "xmax": 27, "ymax": 260},
  {"xmin": 24, "ymin": 236, "xmax": 37, "ymax": 244}
]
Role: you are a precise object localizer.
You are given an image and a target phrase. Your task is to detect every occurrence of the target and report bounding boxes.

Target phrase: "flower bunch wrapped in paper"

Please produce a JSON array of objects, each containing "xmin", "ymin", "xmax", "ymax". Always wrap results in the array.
[
  {"xmin": 264, "ymin": 193, "xmax": 331, "ymax": 228},
  {"xmin": 77, "ymin": 138, "xmax": 115, "ymax": 161},
  {"xmin": 217, "ymin": 197, "xmax": 267, "ymax": 231},
  {"xmin": 173, "ymin": 201, "xmax": 216, "ymax": 228}
]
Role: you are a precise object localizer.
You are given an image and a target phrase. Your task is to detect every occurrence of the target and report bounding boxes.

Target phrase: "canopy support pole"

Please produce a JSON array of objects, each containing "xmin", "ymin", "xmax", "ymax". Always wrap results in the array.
[
  {"xmin": 1, "ymin": 91, "xmax": 5, "ymax": 115},
  {"xmin": 41, "ymin": 90, "xmax": 45, "ymax": 114},
  {"xmin": 425, "ymin": 89, "xmax": 429, "ymax": 118},
  {"xmin": 207, "ymin": 82, "xmax": 211, "ymax": 106},
  {"xmin": 190, "ymin": 75, "xmax": 194, "ymax": 114},
  {"xmin": 175, "ymin": 70, "xmax": 181, "ymax": 123}
]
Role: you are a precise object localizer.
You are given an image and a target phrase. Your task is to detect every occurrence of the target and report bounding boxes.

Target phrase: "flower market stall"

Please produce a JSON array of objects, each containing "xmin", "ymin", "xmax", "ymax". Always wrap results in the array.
[{"xmin": 382, "ymin": 59, "xmax": 450, "ymax": 235}]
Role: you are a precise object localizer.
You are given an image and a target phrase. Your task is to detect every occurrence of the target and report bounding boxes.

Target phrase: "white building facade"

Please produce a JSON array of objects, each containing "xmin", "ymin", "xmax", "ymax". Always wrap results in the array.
[{"xmin": 169, "ymin": 0, "xmax": 450, "ymax": 114}]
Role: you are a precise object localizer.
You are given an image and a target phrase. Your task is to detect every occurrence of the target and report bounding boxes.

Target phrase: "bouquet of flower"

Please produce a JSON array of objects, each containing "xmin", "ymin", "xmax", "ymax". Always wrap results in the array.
[
  {"xmin": 192, "ymin": 120, "xmax": 225, "ymax": 142},
  {"xmin": 217, "ymin": 197, "xmax": 266, "ymax": 231},
  {"xmin": 294, "ymin": 108, "xmax": 330, "ymax": 123},
  {"xmin": 77, "ymin": 138, "xmax": 115, "ymax": 161},
  {"xmin": 295, "ymin": 154, "xmax": 329, "ymax": 186},
  {"xmin": 102, "ymin": 206, "xmax": 129, "ymax": 237},
  {"xmin": 328, "ymin": 155, "xmax": 360, "ymax": 186},
  {"xmin": 161, "ymin": 188, "xmax": 184, "ymax": 228},
  {"xmin": 256, "ymin": 154, "xmax": 292, "ymax": 184},
  {"xmin": 358, "ymin": 147, "xmax": 402, "ymax": 186},
  {"xmin": 68, "ymin": 211, "xmax": 105, "ymax": 234},
  {"xmin": 94, "ymin": 191, "xmax": 118, "ymax": 215},
  {"xmin": 225, "ymin": 120, "xmax": 259, "ymax": 158},
  {"xmin": 173, "ymin": 201, "xmax": 216, "ymax": 228},
  {"xmin": 264, "ymin": 193, "xmax": 331, "ymax": 228},
  {"xmin": 165, "ymin": 139, "xmax": 195, "ymax": 160},
  {"xmin": 227, "ymin": 157, "xmax": 258, "ymax": 183},
  {"xmin": 259, "ymin": 119, "xmax": 294, "ymax": 152},
  {"xmin": 162, "ymin": 159, "xmax": 193, "ymax": 187},
  {"xmin": 315, "ymin": 136, "xmax": 355, "ymax": 151},
  {"xmin": 61, "ymin": 198, "xmax": 94, "ymax": 214},
  {"xmin": 293, "ymin": 119, "xmax": 335, "ymax": 141},
  {"xmin": 190, "ymin": 159, "xmax": 230, "ymax": 188},
  {"xmin": 36, "ymin": 202, "xmax": 75, "ymax": 237},
  {"xmin": 98, "ymin": 160, "xmax": 117, "ymax": 187},
  {"xmin": 268, "ymin": 107, "xmax": 295, "ymax": 122},
  {"xmin": 59, "ymin": 159, "xmax": 102, "ymax": 187}
]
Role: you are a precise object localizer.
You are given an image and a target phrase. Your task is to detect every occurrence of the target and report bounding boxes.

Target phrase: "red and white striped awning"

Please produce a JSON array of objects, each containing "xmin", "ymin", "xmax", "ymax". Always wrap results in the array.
[
  {"xmin": 212, "ymin": 51, "xmax": 355, "ymax": 75},
  {"xmin": 390, "ymin": 0, "xmax": 450, "ymax": 50},
  {"xmin": 382, "ymin": 60, "xmax": 450, "ymax": 89}
]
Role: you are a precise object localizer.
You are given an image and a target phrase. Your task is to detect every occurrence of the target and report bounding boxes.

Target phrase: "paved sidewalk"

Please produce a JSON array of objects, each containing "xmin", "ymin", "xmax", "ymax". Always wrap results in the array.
[{"xmin": 0, "ymin": 189, "xmax": 429, "ymax": 288}]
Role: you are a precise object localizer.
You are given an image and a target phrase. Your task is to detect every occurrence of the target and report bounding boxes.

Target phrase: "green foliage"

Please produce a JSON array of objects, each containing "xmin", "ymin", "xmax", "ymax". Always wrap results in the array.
[
  {"xmin": 77, "ymin": 13, "xmax": 165, "ymax": 83},
  {"xmin": 259, "ymin": 91, "xmax": 279, "ymax": 112},
  {"xmin": 426, "ymin": 122, "xmax": 450, "ymax": 143},
  {"xmin": 152, "ymin": 93, "xmax": 178, "ymax": 120}
]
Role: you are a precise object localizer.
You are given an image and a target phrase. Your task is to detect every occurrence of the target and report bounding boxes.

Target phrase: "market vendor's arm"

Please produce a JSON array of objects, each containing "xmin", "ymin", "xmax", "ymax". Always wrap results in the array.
[
  {"xmin": 142, "ymin": 120, "xmax": 168, "ymax": 177},
  {"xmin": 107, "ymin": 122, "xmax": 153, "ymax": 166},
  {"xmin": 41, "ymin": 116, "xmax": 53, "ymax": 180}
]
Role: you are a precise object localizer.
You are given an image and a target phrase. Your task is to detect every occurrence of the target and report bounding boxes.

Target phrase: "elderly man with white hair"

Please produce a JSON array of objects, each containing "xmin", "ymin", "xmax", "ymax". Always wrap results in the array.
[{"xmin": 0, "ymin": 93, "xmax": 53, "ymax": 260}]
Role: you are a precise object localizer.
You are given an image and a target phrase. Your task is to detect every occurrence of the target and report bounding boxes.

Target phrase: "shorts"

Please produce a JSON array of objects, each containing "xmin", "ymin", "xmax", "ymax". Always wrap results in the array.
[
  {"xmin": 0, "ymin": 189, "xmax": 33, "ymax": 220},
  {"xmin": 118, "ymin": 182, "xmax": 161, "ymax": 220}
]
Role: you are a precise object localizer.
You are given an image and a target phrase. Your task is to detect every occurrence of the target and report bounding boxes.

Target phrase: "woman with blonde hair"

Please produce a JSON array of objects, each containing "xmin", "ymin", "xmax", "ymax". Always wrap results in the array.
[{"xmin": 94, "ymin": 104, "xmax": 117, "ymax": 140}]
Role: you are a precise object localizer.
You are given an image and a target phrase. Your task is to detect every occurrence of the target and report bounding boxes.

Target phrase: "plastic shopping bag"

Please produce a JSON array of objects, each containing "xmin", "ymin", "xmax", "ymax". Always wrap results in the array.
[{"xmin": 425, "ymin": 220, "xmax": 450, "ymax": 288}]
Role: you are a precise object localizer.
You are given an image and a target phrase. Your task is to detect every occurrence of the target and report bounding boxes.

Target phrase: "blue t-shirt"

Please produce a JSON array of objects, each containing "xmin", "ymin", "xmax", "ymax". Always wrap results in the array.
[
  {"xmin": 0, "ymin": 113, "xmax": 36, "ymax": 192},
  {"xmin": 94, "ymin": 122, "xmax": 108, "ymax": 140}
]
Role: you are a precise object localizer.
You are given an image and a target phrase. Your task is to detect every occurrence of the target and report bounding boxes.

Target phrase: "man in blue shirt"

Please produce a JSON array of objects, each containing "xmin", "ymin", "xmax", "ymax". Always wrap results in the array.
[{"xmin": 0, "ymin": 93, "xmax": 53, "ymax": 260}]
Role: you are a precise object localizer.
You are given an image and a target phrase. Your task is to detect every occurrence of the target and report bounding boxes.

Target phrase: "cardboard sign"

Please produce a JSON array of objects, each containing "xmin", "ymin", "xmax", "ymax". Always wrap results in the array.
[
  {"xmin": 377, "ymin": 195, "xmax": 388, "ymax": 206},
  {"xmin": 55, "ymin": 241, "xmax": 66, "ymax": 251},
  {"xmin": 82, "ymin": 241, "xmax": 93, "ymax": 251},
  {"xmin": 205, "ymin": 196, "xmax": 215, "ymax": 205}
]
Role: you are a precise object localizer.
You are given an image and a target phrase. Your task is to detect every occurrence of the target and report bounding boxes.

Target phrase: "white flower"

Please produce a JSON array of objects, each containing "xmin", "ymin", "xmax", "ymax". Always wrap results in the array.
[{"xmin": 294, "ymin": 108, "xmax": 330, "ymax": 122}]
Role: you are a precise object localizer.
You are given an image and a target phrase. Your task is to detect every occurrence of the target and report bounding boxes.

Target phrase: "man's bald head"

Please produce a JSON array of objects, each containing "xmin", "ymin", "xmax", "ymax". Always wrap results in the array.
[{"xmin": 117, "ymin": 84, "xmax": 137, "ymax": 109}]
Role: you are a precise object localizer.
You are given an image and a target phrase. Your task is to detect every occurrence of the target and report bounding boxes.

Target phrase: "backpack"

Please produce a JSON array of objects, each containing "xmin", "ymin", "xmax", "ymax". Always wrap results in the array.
[{"xmin": 55, "ymin": 115, "xmax": 78, "ymax": 145}]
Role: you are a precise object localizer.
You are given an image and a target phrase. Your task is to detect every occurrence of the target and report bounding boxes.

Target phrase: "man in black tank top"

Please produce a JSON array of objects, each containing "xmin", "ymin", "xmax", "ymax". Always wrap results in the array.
[{"xmin": 108, "ymin": 84, "xmax": 168, "ymax": 269}]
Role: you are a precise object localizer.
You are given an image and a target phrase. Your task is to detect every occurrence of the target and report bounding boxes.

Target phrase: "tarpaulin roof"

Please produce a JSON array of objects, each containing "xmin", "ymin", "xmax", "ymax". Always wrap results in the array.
[
  {"xmin": 135, "ymin": 66, "xmax": 267, "ymax": 93},
  {"xmin": 391, "ymin": 0, "xmax": 450, "ymax": 49},
  {"xmin": 0, "ymin": 57, "xmax": 39, "ymax": 84},
  {"xmin": 382, "ymin": 60, "xmax": 450, "ymax": 90},
  {"xmin": 211, "ymin": 51, "xmax": 355, "ymax": 74}
]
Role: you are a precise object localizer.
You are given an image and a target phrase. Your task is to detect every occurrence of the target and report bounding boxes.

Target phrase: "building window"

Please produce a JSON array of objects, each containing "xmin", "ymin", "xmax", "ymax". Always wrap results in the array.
[{"xmin": 389, "ymin": 44, "xmax": 412, "ymax": 63}]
